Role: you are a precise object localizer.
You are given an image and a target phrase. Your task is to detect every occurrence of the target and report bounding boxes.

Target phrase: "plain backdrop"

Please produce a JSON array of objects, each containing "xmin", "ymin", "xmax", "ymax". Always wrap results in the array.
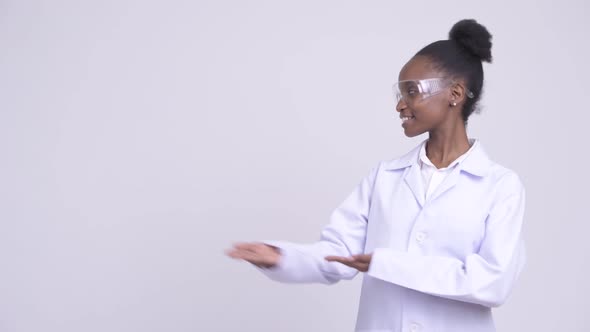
[{"xmin": 1, "ymin": 0, "xmax": 589, "ymax": 331}]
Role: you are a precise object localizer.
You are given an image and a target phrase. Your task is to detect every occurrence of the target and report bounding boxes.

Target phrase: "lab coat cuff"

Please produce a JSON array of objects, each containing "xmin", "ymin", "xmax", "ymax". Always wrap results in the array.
[{"xmin": 367, "ymin": 247, "xmax": 408, "ymax": 285}]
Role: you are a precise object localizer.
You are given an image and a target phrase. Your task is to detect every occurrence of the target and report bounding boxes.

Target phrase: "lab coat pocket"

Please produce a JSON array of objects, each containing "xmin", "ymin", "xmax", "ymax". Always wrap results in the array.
[{"xmin": 427, "ymin": 201, "xmax": 487, "ymax": 259}]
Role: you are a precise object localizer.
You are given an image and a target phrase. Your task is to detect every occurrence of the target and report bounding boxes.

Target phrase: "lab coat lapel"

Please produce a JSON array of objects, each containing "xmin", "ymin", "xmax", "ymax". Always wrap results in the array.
[
  {"xmin": 427, "ymin": 141, "xmax": 492, "ymax": 202},
  {"xmin": 384, "ymin": 139, "xmax": 427, "ymax": 207},
  {"xmin": 404, "ymin": 164, "xmax": 425, "ymax": 207}
]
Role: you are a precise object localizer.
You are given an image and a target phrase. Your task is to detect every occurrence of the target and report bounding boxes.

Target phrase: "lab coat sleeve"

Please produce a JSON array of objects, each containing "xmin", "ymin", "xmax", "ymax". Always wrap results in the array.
[
  {"xmin": 256, "ymin": 164, "xmax": 380, "ymax": 285},
  {"xmin": 367, "ymin": 173, "xmax": 526, "ymax": 308}
]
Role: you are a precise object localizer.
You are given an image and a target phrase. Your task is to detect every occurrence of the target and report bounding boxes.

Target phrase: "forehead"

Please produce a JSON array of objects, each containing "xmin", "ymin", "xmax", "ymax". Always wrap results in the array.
[{"xmin": 398, "ymin": 56, "xmax": 443, "ymax": 81}]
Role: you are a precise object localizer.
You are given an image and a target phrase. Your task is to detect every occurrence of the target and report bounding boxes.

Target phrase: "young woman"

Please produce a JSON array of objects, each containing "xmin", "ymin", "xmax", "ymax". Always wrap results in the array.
[{"xmin": 227, "ymin": 19, "xmax": 526, "ymax": 332}]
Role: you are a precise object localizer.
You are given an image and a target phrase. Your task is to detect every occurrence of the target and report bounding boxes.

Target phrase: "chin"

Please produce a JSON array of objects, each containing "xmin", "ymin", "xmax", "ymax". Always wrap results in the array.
[{"xmin": 403, "ymin": 128, "xmax": 425, "ymax": 138}]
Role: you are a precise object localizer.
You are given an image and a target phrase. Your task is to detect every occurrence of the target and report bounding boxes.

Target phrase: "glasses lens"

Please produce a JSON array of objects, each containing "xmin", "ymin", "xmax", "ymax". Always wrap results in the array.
[
  {"xmin": 393, "ymin": 78, "xmax": 448, "ymax": 105},
  {"xmin": 393, "ymin": 80, "xmax": 421, "ymax": 104}
]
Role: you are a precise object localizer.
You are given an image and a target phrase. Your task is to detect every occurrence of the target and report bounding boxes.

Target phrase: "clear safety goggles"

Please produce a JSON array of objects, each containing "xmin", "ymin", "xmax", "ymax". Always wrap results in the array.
[{"xmin": 393, "ymin": 78, "xmax": 474, "ymax": 105}]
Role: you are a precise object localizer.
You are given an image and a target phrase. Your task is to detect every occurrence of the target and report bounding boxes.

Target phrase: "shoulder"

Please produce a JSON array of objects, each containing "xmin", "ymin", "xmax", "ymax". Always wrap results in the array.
[{"xmin": 484, "ymin": 158, "xmax": 526, "ymax": 198}]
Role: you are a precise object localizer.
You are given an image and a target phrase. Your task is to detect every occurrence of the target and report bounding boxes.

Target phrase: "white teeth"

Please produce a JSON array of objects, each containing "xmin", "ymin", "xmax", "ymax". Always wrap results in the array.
[{"xmin": 401, "ymin": 116, "xmax": 414, "ymax": 122}]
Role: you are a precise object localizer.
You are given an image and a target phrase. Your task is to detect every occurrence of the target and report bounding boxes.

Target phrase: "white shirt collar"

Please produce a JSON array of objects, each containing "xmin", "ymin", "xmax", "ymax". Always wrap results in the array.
[
  {"xmin": 418, "ymin": 138, "xmax": 478, "ymax": 171},
  {"xmin": 383, "ymin": 138, "xmax": 492, "ymax": 177}
]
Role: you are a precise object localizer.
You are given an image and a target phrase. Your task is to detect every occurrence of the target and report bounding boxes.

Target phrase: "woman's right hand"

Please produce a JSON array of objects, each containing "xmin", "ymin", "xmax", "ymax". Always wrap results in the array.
[{"xmin": 225, "ymin": 242, "xmax": 281, "ymax": 269}]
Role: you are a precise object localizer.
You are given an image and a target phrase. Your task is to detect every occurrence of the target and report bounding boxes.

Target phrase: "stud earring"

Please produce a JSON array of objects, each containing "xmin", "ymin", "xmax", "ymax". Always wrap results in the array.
[{"xmin": 451, "ymin": 102, "xmax": 457, "ymax": 106}]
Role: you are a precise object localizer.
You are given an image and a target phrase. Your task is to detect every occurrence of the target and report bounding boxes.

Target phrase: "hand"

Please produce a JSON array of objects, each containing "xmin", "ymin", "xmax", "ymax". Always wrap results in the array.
[
  {"xmin": 226, "ymin": 242, "xmax": 281, "ymax": 269},
  {"xmin": 325, "ymin": 253, "xmax": 372, "ymax": 272}
]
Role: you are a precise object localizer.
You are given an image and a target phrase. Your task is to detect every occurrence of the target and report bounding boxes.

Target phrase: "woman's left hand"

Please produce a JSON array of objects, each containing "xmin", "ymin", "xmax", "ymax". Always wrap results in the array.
[{"xmin": 325, "ymin": 253, "xmax": 372, "ymax": 272}]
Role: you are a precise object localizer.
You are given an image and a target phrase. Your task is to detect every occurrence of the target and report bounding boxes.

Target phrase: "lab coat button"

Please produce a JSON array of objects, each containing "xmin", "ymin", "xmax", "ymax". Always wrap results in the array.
[
  {"xmin": 415, "ymin": 232, "xmax": 426, "ymax": 243},
  {"xmin": 409, "ymin": 322, "xmax": 421, "ymax": 332}
]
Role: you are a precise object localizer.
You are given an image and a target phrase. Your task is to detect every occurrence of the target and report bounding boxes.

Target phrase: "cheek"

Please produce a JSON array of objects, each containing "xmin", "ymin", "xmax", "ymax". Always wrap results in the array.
[
  {"xmin": 414, "ymin": 101, "xmax": 447, "ymax": 121},
  {"xmin": 427, "ymin": 96, "xmax": 450, "ymax": 115}
]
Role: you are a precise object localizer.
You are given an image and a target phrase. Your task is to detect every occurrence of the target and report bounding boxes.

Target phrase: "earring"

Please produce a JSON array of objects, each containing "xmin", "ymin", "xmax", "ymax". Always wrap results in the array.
[{"xmin": 451, "ymin": 102, "xmax": 457, "ymax": 106}]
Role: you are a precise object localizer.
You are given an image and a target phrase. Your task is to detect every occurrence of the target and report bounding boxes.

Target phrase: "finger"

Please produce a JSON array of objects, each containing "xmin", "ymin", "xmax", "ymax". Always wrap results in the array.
[
  {"xmin": 227, "ymin": 248, "xmax": 255, "ymax": 258},
  {"xmin": 325, "ymin": 256, "xmax": 358, "ymax": 269},
  {"xmin": 340, "ymin": 261, "xmax": 365, "ymax": 271},
  {"xmin": 334, "ymin": 261, "xmax": 356, "ymax": 269},
  {"xmin": 228, "ymin": 250, "xmax": 265, "ymax": 264},
  {"xmin": 226, "ymin": 249, "xmax": 248, "ymax": 259},
  {"xmin": 346, "ymin": 261, "xmax": 369, "ymax": 272},
  {"xmin": 325, "ymin": 256, "xmax": 354, "ymax": 263},
  {"xmin": 233, "ymin": 242, "xmax": 259, "ymax": 251},
  {"xmin": 326, "ymin": 256, "xmax": 371, "ymax": 272}
]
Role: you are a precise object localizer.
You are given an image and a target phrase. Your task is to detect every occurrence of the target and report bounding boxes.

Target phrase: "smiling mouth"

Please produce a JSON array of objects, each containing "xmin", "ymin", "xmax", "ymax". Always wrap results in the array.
[{"xmin": 401, "ymin": 116, "xmax": 415, "ymax": 123}]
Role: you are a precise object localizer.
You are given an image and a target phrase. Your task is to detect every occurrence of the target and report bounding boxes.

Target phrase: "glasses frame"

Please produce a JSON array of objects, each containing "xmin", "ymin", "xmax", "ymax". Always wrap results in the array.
[{"xmin": 393, "ymin": 78, "xmax": 475, "ymax": 105}]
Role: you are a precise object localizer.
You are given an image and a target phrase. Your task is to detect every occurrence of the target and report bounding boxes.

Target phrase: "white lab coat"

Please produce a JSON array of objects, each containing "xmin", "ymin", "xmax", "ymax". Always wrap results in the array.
[{"xmin": 258, "ymin": 140, "xmax": 526, "ymax": 332}]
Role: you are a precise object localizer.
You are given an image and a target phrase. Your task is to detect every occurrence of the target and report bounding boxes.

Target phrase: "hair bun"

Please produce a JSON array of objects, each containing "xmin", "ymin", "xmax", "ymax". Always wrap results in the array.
[{"xmin": 449, "ymin": 19, "xmax": 492, "ymax": 63}]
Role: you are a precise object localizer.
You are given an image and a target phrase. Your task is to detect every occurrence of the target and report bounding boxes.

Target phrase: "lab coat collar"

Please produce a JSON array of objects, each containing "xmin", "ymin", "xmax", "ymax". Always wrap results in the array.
[{"xmin": 383, "ymin": 139, "xmax": 492, "ymax": 177}]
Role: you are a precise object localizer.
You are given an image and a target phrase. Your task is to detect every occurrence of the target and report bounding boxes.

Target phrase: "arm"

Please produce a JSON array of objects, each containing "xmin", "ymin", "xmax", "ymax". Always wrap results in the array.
[
  {"xmin": 368, "ymin": 173, "xmax": 526, "ymax": 308},
  {"xmin": 257, "ymin": 164, "xmax": 381, "ymax": 284}
]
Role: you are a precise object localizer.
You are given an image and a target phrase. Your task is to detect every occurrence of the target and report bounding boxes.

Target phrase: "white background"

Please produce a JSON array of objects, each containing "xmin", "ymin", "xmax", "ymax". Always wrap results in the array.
[{"xmin": 1, "ymin": 0, "xmax": 589, "ymax": 331}]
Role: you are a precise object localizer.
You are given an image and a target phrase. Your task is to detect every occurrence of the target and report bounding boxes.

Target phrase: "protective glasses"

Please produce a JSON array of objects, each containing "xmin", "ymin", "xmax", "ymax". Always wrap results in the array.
[{"xmin": 393, "ymin": 78, "xmax": 474, "ymax": 105}]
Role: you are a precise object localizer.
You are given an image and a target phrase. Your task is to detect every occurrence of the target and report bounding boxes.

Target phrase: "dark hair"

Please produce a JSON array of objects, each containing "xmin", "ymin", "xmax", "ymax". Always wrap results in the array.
[{"xmin": 416, "ymin": 19, "xmax": 493, "ymax": 122}]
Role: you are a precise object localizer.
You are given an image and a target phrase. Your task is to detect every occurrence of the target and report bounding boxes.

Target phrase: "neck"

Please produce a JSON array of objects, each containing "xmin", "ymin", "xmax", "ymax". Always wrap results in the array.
[{"xmin": 426, "ymin": 122, "xmax": 470, "ymax": 168}]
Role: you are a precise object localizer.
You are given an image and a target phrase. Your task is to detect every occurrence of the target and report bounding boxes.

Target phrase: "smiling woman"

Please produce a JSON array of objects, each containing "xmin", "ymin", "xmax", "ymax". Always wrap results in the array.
[{"xmin": 226, "ymin": 19, "xmax": 526, "ymax": 332}]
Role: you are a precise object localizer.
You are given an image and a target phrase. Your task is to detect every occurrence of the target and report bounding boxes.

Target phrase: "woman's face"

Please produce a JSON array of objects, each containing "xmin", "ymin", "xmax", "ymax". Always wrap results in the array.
[{"xmin": 396, "ymin": 56, "xmax": 459, "ymax": 137}]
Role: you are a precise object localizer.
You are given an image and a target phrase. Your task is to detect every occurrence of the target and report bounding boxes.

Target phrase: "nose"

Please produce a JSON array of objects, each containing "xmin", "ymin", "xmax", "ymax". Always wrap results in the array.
[{"xmin": 396, "ymin": 99, "xmax": 407, "ymax": 113}]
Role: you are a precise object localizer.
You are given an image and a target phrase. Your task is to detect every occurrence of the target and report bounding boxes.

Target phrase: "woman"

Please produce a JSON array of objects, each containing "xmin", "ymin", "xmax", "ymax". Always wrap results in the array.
[{"xmin": 226, "ymin": 19, "xmax": 526, "ymax": 332}]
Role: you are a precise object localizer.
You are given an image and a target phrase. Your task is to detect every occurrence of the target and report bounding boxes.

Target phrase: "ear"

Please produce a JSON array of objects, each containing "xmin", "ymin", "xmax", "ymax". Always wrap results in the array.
[{"xmin": 449, "ymin": 81, "xmax": 468, "ymax": 107}]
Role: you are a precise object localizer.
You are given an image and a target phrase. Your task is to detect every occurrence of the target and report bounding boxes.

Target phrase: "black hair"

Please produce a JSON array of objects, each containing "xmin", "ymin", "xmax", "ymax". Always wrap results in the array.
[{"xmin": 415, "ymin": 19, "xmax": 493, "ymax": 122}]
